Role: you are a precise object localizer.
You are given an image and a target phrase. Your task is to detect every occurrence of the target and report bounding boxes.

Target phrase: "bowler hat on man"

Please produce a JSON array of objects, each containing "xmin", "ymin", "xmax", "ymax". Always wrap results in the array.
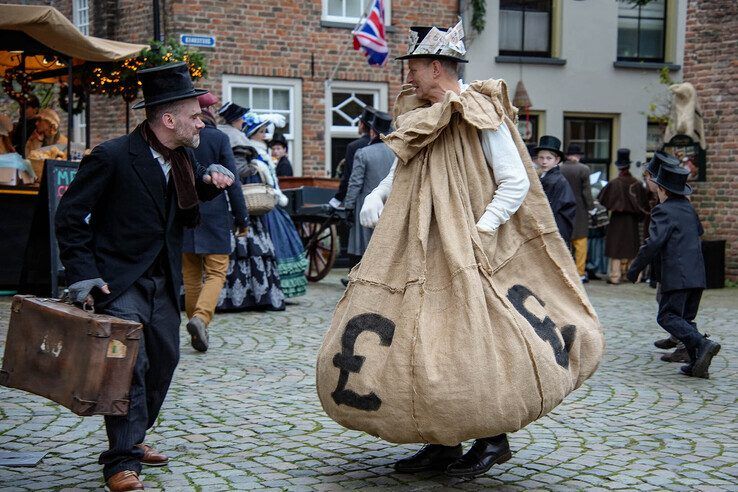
[
  {"xmin": 615, "ymin": 148, "xmax": 632, "ymax": 169},
  {"xmin": 534, "ymin": 135, "xmax": 565, "ymax": 161},
  {"xmin": 566, "ymin": 143, "xmax": 583, "ymax": 156},
  {"xmin": 360, "ymin": 106, "xmax": 377, "ymax": 126},
  {"xmin": 647, "ymin": 151, "xmax": 679, "ymax": 177},
  {"xmin": 218, "ymin": 102, "xmax": 250, "ymax": 125},
  {"xmin": 652, "ymin": 163, "xmax": 692, "ymax": 196},
  {"xmin": 369, "ymin": 110, "xmax": 393, "ymax": 136},
  {"xmin": 268, "ymin": 132, "xmax": 288, "ymax": 149},
  {"xmin": 132, "ymin": 62, "xmax": 207, "ymax": 110}
]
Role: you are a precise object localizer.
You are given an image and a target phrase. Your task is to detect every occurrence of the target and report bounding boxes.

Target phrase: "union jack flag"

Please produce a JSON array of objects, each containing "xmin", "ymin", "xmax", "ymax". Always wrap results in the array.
[{"xmin": 352, "ymin": 0, "xmax": 389, "ymax": 66}]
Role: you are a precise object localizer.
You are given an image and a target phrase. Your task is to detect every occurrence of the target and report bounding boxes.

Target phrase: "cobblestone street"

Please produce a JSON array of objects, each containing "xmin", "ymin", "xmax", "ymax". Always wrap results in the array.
[{"xmin": 0, "ymin": 272, "xmax": 736, "ymax": 491}]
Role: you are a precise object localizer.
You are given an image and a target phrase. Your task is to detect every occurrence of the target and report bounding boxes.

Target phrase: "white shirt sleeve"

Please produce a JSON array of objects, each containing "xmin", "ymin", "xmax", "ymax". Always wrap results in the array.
[{"xmin": 478, "ymin": 122, "xmax": 530, "ymax": 231}]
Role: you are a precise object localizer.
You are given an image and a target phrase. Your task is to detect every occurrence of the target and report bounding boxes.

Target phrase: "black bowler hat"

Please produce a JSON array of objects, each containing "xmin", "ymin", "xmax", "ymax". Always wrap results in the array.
[
  {"xmin": 218, "ymin": 102, "xmax": 250, "ymax": 124},
  {"xmin": 360, "ymin": 105, "xmax": 377, "ymax": 125},
  {"xmin": 534, "ymin": 135, "xmax": 565, "ymax": 161},
  {"xmin": 132, "ymin": 62, "xmax": 207, "ymax": 110},
  {"xmin": 268, "ymin": 132, "xmax": 288, "ymax": 149},
  {"xmin": 647, "ymin": 151, "xmax": 679, "ymax": 177},
  {"xmin": 369, "ymin": 110, "xmax": 393, "ymax": 136},
  {"xmin": 615, "ymin": 148, "xmax": 632, "ymax": 169},
  {"xmin": 652, "ymin": 163, "xmax": 692, "ymax": 195},
  {"xmin": 566, "ymin": 143, "xmax": 583, "ymax": 156},
  {"xmin": 396, "ymin": 24, "xmax": 468, "ymax": 63}
]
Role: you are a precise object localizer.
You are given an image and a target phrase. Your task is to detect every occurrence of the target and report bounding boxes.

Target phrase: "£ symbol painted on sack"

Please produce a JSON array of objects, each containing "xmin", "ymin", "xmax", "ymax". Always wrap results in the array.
[
  {"xmin": 507, "ymin": 285, "xmax": 576, "ymax": 369},
  {"xmin": 331, "ymin": 313, "xmax": 395, "ymax": 411}
]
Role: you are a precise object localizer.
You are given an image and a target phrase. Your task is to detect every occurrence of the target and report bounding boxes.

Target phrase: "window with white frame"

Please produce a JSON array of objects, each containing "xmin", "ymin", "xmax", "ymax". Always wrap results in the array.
[
  {"xmin": 325, "ymin": 81, "xmax": 387, "ymax": 177},
  {"xmin": 73, "ymin": 0, "xmax": 90, "ymax": 35},
  {"xmin": 322, "ymin": 0, "xmax": 391, "ymax": 25},
  {"xmin": 72, "ymin": 0, "xmax": 90, "ymax": 145},
  {"xmin": 223, "ymin": 75, "xmax": 303, "ymax": 175}
]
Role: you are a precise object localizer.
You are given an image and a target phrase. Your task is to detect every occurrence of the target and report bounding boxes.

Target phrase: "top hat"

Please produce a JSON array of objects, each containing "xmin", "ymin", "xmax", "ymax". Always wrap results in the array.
[
  {"xmin": 565, "ymin": 143, "xmax": 583, "ymax": 156},
  {"xmin": 268, "ymin": 132, "xmax": 288, "ymax": 149},
  {"xmin": 368, "ymin": 110, "xmax": 393, "ymax": 136},
  {"xmin": 396, "ymin": 20, "xmax": 468, "ymax": 63},
  {"xmin": 132, "ymin": 62, "xmax": 207, "ymax": 110},
  {"xmin": 360, "ymin": 106, "xmax": 377, "ymax": 126},
  {"xmin": 534, "ymin": 135, "xmax": 565, "ymax": 161},
  {"xmin": 218, "ymin": 102, "xmax": 250, "ymax": 125},
  {"xmin": 646, "ymin": 151, "xmax": 679, "ymax": 177},
  {"xmin": 615, "ymin": 148, "xmax": 632, "ymax": 168},
  {"xmin": 652, "ymin": 162, "xmax": 692, "ymax": 196}
]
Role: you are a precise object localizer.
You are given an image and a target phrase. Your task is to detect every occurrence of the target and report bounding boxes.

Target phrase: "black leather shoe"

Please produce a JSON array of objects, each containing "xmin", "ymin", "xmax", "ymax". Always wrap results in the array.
[
  {"xmin": 341, "ymin": 278, "xmax": 349, "ymax": 287},
  {"xmin": 394, "ymin": 444, "xmax": 463, "ymax": 473},
  {"xmin": 654, "ymin": 336, "xmax": 678, "ymax": 350},
  {"xmin": 445, "ymin": 435, "xmax": 512, "ymax": 478},
  {"xmin": 681, "ymin": 337, "xmax": 720, "ymax": 379},
  {"xmin": 661, "ymin": 344, "xmax": 689, "ymax": 363}
]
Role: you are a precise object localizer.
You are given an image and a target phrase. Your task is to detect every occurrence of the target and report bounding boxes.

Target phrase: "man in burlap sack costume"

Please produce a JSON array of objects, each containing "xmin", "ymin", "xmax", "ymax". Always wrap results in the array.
[{"xmin": 316, "ymin": 21, "xmax": 605, "ymax": 478}]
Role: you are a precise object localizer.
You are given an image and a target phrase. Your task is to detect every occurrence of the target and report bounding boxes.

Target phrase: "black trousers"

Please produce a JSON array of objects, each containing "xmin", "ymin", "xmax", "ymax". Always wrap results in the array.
[
  {"xmin": 98, "ymin": 272, "xmax": 180, "ymax": 479},
  {"xmin": 656, "ymin": 288, "xmax": 703, "ymax": 349}
]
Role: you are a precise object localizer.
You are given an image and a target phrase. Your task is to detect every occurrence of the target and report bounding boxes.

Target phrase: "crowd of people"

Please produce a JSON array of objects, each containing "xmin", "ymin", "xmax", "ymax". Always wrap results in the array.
[{"xmin": 0, "ymin": 95, "xmax": 68, "ymax": 161}]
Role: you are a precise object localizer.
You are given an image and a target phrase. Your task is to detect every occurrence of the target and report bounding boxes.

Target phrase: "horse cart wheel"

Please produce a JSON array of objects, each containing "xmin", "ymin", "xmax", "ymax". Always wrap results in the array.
[{"xmin": 298, "ymin": 221, "xmax": 339, "ymax": 282}]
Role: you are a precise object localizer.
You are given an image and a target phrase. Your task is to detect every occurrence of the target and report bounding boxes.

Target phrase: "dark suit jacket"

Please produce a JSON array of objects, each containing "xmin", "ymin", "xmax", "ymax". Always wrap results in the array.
[
  {"xmin": 275, "ymin": 156, "xmax": 293, "ymax": 177},
  {"xmin": 540, "ymin": 166, "xmax": 577, "ymax": 244},
  {"xmin": 335, "ymin": 134, "xmax": 370, "ymax": 201},
  {"xmin": 55, "ymin": 125, "xmax": 221, "ymax": 307},
  {"xmin": 560, "ymin": 160, "xmax": 594, "ymax": 239},
  {"xmin": 628, "ymin": 197, "xmax": 706, "ymax": 292},
  {"xmin": 183, "ymin": 122, "xmax": 248, "ymax": 255}
]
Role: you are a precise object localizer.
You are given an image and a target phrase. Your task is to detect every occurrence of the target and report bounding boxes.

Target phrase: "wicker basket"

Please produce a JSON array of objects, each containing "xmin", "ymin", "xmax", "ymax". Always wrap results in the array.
[{"xmin": 242, "ymin": 168, "xmax": 276, "ymax": 216}]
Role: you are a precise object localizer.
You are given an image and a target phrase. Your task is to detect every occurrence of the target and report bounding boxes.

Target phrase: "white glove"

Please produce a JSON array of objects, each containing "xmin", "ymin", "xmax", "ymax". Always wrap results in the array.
[
  {"xmin": 475, "ymin": 210, "xmax": 499, "ymax": 234},
  {"xmin": 261, "ymin": 113, "xmax": 287, "ymax": 128},
  {"xmin": 360, "ymin": 191, "xmax": 385, "ymax": 228},
  {"xmin": 277, "ymin": 191, "xmax": 289, "ymax": 207}
]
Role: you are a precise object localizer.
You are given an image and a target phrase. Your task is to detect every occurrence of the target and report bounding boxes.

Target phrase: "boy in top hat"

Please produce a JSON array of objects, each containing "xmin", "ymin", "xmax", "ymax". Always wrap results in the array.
[
  {"xmin": 56, "ymin": 62, "xmax": 234, "ymax": 492},
  {"xmin": 598, "ymin": 148, "xmax": 648, "ymax": 284},
  {"xmin": 560, "ymin": 143, "xmax": 595, "ymax": 281},
  {"xmin": 217, "ymin": 101, "xmax": 250, "ymax": 148},
  {"xmin": 330, "ymin": 105, "xmax": 376, "ymax": 209},
  {"xmin": 268, "ymin": 132, "xmax": 293, "ymax": 177},
  {"xmin": 343, "ymin": 110, "xmax": 395, "ymax": 271},
  {"xmin": 627, "ymin": 157, "xmax": 720, "ymax": 379},
  {"xmin": 535, "ymin": 135, "xmax": 577, "ymax": 246}
]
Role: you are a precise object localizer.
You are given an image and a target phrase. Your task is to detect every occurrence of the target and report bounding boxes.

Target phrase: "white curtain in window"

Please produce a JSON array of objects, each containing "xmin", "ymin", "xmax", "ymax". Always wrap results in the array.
[
  {"xmin": 499, "ymin": 10, "xmax": 523, "ymax": 52},
  {"xmin": 523, "ymin": 11, "xmax": 549, "ymax": 52}
]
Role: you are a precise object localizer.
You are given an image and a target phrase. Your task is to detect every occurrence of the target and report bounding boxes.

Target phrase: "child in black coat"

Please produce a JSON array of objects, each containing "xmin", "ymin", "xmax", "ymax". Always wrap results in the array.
[{"xmin": 627, "ymin": 157, "xmax": 720, "ymax": 378}]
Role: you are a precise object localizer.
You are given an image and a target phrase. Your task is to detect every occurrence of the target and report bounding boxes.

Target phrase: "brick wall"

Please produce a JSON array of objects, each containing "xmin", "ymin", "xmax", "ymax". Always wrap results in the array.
[{"xmin": 682, "ymin": 0, "xmax": 738, "ymax": 281}]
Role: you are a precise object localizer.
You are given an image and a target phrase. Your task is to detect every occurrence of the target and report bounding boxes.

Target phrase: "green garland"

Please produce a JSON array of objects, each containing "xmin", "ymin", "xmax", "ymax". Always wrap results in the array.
[{"xmin": 471, "ymin": 0, "xmax": 487, "ymax": 33}]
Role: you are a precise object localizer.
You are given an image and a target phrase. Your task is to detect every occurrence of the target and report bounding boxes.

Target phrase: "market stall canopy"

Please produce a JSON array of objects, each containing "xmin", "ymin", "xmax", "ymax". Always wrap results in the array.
[{"xmin": 0, "ymin": 4, "xmax": 146, "ymax": 80}]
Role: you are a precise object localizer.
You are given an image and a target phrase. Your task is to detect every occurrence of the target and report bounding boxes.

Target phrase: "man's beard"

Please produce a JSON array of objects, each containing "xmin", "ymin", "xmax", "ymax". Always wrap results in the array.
[{"xmin": 175, "ymin": 124, "xmax": 200, "ymax": 148}]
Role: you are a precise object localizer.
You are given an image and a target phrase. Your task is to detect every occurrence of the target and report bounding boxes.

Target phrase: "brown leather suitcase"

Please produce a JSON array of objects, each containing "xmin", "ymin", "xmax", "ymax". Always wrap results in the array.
[{"xmin": 0, "ymin": 295, "xmax": 142, "ymax": 416}]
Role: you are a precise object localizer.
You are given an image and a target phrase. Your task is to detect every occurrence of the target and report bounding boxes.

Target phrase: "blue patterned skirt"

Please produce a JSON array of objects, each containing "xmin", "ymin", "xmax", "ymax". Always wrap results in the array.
[{"xmin": 263, "ymin": 206, "xmax": 308, "ymax": 298}]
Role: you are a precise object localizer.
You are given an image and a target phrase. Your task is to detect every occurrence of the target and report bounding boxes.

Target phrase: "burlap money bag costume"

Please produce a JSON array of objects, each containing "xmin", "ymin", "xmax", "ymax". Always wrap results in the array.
[{"xmin": 317, "ymin": 79, "xmax": 605, "ymax": 445}]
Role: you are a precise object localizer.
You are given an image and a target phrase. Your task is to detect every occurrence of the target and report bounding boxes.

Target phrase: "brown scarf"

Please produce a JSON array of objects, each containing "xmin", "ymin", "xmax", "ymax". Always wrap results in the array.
[{"xmin": 140, "ymin": 120, "xmax": 199, "ymax": 210}]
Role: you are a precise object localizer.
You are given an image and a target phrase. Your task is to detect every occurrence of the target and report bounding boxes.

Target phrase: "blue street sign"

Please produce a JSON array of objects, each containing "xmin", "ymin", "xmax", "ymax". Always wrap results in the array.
[{"xmin": 179, "ymin": 34, "xmax": 216, "ymax": 48}]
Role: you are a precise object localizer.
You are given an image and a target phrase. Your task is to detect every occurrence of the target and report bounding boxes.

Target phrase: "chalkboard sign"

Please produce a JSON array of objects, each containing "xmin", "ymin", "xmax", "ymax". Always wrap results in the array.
[{"xmin": 19, "ymin": 160, "xmax": 80, "ymax": 297}]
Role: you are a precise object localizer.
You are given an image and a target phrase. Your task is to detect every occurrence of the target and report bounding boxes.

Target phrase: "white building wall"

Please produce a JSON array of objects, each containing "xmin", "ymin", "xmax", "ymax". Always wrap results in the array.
[{"xmin": 464, "ymin": 0, "xmax": 686, "ymax": 177}]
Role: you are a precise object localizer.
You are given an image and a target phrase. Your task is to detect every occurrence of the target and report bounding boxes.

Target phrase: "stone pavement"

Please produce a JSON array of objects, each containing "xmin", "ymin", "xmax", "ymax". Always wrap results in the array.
[{"xmin": 0, "ymin": 272, "xmax": 736, "ymax": 491}]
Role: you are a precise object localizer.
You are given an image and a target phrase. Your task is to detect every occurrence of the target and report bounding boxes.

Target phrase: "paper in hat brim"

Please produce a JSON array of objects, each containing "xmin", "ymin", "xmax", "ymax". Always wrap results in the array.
[
  {"xmin": 132, "ymin": 88, "xmax": 209, "ymax": 110},
  {"xmin": 649, "ymin": 176, "xmax": 693, "ymax": 196},
  {"xmin": 395, "ymin": 53, "xmax": 468, "ymax": 63}
]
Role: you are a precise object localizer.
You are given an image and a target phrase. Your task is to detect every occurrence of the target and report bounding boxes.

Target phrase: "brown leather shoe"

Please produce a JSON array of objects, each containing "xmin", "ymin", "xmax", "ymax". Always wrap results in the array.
[
  {"xmin": 137, "ymin": 444, "xmax": 169, "ymax": 467},
  {"xmin": 105, "ymin": 470, "xmax": 144, "ymax": 492}
]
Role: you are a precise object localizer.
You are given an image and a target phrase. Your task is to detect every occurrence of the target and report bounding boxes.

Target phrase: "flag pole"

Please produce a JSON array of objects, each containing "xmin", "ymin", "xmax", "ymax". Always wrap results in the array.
[{"xmin": 326, "ymin": 0, "xmax": 378, "ymax": 86}]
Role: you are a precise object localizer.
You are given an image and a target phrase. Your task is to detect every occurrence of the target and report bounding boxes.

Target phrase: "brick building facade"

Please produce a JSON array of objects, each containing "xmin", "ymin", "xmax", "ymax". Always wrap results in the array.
[
  {"xmin": 13, "ymin": 0, "xmax": 458, "ymax": 177},
  {"xmin": 682, "ymin": 0, "xmax": 737, "ymax": 281}
]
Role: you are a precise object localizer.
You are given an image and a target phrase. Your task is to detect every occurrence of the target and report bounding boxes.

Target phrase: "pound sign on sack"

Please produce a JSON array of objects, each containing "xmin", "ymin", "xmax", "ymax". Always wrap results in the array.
[
  {"xmin": 331, "ymin": 313, "xmax": 395, "ymax": 411},
  {"xmin": 507, "ymin": 285, "xmax": 576, "ymax": 369}
]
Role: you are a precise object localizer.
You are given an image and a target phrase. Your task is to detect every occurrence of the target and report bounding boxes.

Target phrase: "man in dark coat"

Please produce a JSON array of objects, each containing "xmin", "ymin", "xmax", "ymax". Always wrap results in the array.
[
  {"xmin": 268, "ymin": 132, "xmax": 293, "ymax": 177},
  {"xmin": 535, "ymin": 135, "xmax": 577, "ymax": 245},
  {"xmin": 181, "ymin": 93, "xmax": 249, "ymax": 353},
  {"xmin": 627, "ymin": 160, "xmax": 720, "ymax": 379},
  {"xmin": 55, "ymin": 63, "xmax": 234, "ymax": 492},
  {"xmin": 330, "ymin": 106, "xmax": 376, "ymax": 208},
  {"xmin": 598, "ymin": 148, "xmax": 648, "ymax": 284},
  {"xmin": 561, "ymin": 143, "xmax": 595, "ymax": 282}
]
